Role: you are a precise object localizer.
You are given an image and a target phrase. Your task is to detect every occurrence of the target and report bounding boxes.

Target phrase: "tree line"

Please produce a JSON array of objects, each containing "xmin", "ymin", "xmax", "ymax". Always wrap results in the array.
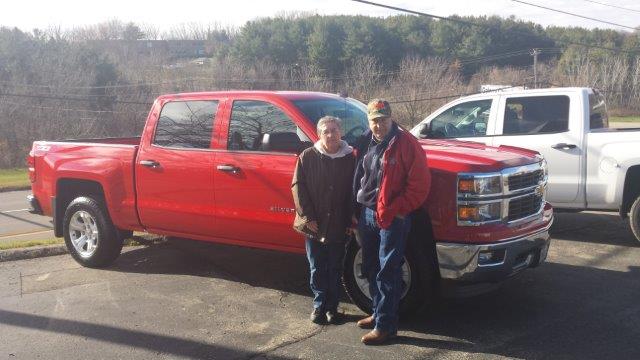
[{"xmin": 0, "ymin": 14, "xmax": 639, "ymax": 167}]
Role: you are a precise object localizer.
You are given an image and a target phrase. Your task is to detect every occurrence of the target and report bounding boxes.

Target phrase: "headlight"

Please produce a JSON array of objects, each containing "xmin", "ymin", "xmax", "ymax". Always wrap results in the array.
[
  {"xmin": 540, "ymin": 158, "xmax": 548, "ymax": 178},
  {"xmin": 458, "ymin": 202, "xmax": 502, "ymax": 222},
  {"xmin": 458, "ymin": 175, "xmax": 502, "ymax": 196}
]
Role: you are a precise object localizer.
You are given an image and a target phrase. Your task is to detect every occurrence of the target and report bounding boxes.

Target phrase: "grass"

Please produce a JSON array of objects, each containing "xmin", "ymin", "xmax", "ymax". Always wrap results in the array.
[
  {"xmin": 0, "ymin": 168, "xmax": 30, "ymax": 191},
  {"xmin": 0, "ymin": 238, "xmax": 63, "ymax": 251},
  {"xmin": 610, "ymin": 116, "xmax": 640, "ymax": 123},
  {"xmin": 0, "ymin": 234, "xmax": 161, "ymax": 251}
]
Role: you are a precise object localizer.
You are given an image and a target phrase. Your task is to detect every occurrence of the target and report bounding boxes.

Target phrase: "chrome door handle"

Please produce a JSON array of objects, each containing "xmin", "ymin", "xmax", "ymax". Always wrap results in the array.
[
  {"xmin": 140, "ymin": 160, "xmax": 160, "ymax": 168},
  {"xmin": 216, "ymin": 164, "xmax": 240, "ymax": 174},
  {"xmin": 552, "ymin": 143, "xmax": 577, "ymax": 150}
]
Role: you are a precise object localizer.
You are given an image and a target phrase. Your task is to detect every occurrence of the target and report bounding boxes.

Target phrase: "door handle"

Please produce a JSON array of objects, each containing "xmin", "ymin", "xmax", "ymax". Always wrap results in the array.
[
  {"xmin": 552, "ymin": 143, "xmax": 577, "ymax": 150},
  {"xmin": 216, "ymin": 164, "xmax": 240, "ymax": 174},
  {"xmin": 140, "ymin": 160, "xmax": 160, "ymax": 168}
]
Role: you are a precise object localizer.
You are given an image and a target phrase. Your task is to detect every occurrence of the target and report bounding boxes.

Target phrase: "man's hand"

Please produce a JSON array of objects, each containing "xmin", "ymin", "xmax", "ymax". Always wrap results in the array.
[
  {"xmin": 306, "ymin": 221, "xmax": 319, "ymax": 233},
  {"xmin": 351, "ymin": 215, "xmax": 358, "ymax": 225}
]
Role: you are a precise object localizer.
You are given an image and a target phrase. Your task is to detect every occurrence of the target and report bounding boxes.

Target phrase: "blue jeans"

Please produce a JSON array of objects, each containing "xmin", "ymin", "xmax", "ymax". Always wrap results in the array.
[
  {"xmin": 358, "ymin": 207, "xmax": 411, "ymax": 333},
  {"xmin": 305, "ymin": 238, "xmax": 345, "ymax": 312}
]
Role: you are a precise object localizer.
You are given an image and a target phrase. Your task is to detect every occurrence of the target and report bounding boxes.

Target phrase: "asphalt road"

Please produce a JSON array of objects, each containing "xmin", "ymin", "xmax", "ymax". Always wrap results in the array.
[
  {"xmin": 1, "ymin": 210, "xmax": 639, "ymax": 359},
  {"xmin": 0, "ymin": 190, "xmax": 53, "ymax": 244}
]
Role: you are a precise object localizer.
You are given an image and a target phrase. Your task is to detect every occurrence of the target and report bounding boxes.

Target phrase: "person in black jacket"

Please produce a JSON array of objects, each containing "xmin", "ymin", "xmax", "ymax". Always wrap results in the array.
[{"xmin": 291, "ymin": 116, "xmax": 356, "ymax": 324}]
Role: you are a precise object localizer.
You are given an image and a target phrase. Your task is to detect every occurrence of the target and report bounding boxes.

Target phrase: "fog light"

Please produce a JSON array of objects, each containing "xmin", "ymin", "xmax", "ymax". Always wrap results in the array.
[{"xmin": 478, "ymin": 249, "xmax": 505, "ymax": 265}]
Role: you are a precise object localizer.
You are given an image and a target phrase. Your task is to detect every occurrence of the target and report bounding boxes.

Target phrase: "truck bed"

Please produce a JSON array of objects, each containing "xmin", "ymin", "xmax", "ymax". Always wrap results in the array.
[{"xmin": 30, "ymin": 139, "xmax": 141, "ymax": 231}]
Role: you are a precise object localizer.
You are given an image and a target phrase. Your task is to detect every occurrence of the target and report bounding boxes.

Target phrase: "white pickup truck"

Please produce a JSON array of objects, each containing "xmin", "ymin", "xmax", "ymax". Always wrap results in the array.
[{"xmin": 411, "ymin": 87, "xmax": 640, "ymax": 241}]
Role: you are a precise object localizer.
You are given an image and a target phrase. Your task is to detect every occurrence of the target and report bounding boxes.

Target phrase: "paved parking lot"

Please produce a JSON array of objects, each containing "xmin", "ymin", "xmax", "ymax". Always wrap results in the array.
[
  {"xmin": 0, "ymin": 211, "xmax": 639, "ymax": 359},
  {"xmin": 0, "ymin": 190, "xmax": 53, "ymax": 244}
]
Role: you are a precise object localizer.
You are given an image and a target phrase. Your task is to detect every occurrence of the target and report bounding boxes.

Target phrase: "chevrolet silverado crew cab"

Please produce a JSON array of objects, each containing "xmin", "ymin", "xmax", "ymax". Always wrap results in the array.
[
  {"xmin": 412, "ymin": 87, "xmax": 640, "ymax": 242},
  {"xmin": 27, "ymin": 91, "xmax": 553, "ymax": 314}
]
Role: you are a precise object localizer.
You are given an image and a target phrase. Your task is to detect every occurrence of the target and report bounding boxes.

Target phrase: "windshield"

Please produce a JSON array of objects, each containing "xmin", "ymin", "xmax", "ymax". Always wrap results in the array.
[
  {"xmin": 411, "ymin": 99, "xmax": 492, "ymax": 139},
  {"xmin": 292, "ymin": 98, "xmax": 368, "ymax": 145}
]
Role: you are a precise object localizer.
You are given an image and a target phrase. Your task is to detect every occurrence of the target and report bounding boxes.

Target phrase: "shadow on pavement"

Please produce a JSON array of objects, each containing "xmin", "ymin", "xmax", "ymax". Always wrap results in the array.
[
  {"xmin": 550, "ymin": 212, "xmax": 638, "ymax": 247},
  {"xmin": 403, "ymin": 262, "xmax": 640, "ymax": 359},
  {"xmin": 101, "ymin": 237, "xmax": 640, "ymax": 359},
  {"xmin": 111, "ymin": 239, "xmax": 312, "ymax": 297},
  {"xmin": 0, "ymin": 309, "xmax": 293, "ymax": 360}
]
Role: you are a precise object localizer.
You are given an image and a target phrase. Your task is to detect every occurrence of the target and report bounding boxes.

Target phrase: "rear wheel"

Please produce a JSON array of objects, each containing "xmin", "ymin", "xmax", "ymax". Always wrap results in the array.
[
  {"xmin": 630, "ymin": 195, "xmax": 640, "ymax": 243},
  {"xmin": 63, "ymin": 196, "xmax": 123, "ymax": 268},
  {"xmin": 342, "ymin": 232, "xmax": 437, "ymax": 316}
]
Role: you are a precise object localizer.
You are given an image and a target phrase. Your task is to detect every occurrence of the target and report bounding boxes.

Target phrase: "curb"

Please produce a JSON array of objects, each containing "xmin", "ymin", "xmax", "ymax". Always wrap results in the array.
[
  {"xmin": 0, "ymin": 244, "xmax": 68, "ymax": 262},
  {"xmin": 0, "ymin": 236, "xmax": 161, "ymax": 263},
  {"xmin": 0, "ymin": 185, "xmax": 31, "ymax": 193}
]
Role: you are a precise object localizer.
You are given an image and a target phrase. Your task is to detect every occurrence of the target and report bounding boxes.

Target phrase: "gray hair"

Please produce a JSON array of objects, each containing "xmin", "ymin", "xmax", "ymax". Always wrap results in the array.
[{"xmin": 316, "ymin": 116, "xmax": 342, "ymax": 134}]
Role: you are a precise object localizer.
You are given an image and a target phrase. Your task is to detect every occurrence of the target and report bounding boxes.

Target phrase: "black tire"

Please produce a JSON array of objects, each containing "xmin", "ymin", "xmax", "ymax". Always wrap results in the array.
[
  {"xmin": 342, "ymin": 230, "xmax": 437, "ymax": 316},
  {"xmin": 630, "ymin": 195, "xmax": 640, "ymax": 243},
  {"xmin": 63, "ymin": 196, "xmax": 123, "ymax": 268}
]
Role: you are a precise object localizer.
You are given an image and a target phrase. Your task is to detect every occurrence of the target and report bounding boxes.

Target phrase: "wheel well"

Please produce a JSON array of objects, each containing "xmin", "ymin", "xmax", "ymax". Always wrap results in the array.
[
  {"xmin": 621, "ymin": 166, "xmax": 640, "ymax": 217},
  {"xmin": 409, "ymin": 208, "xmax": 439, "ymax": 277},
  {"xmin": 54, "ymin": 179, "xmax": 106, "ymax": 237}
]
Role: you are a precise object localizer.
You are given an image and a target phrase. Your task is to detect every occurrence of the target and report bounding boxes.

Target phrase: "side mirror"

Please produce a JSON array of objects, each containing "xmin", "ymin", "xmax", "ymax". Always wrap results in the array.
[
  {"xmin": 417, "ymin": 122, "xmax": 431, "ymax": 139},
  {"xmin": 262, "ymin": 132, "xmax": 308, "ymax": 153}
]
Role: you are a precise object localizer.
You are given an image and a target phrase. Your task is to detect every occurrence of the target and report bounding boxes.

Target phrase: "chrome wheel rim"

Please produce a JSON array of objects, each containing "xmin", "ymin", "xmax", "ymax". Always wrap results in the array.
[
  {"xmin": 68, "ymin": 210, "xmax": 99, "ymax": 258},
  {"xmin": 353, "ymin": 248, "xmax": 412, "ymax": 300}
]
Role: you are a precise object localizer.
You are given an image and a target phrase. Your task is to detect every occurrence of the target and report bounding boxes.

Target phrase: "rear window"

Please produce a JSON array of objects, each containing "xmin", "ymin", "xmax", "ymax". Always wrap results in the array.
[
  {"xmin": 503, "ymin": 95, "xmax": 570, "ymax": 135},
  {"xmin": 153, "ymin": 101, "xmax": 218, "ymax": 149},
  {"xmin": 589, "ymin": 91, "xmax": 609, "ymax": 130}
]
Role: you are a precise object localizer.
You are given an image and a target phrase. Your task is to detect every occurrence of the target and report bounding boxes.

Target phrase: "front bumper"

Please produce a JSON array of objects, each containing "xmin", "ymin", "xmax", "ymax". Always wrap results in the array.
[{"xmin": 436, "ymin": 226, "xmax": 551, "ymax": 284}]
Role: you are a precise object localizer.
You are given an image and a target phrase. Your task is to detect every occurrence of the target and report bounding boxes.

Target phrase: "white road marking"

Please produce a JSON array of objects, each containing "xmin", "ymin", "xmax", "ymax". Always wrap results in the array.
[
  {"xmin": 1, "ymin": 209, "xmax": 29, "ymax": 214},
  {"xmin": 0, "ymin": 230, "xmax": 54, "ymax": 240}
]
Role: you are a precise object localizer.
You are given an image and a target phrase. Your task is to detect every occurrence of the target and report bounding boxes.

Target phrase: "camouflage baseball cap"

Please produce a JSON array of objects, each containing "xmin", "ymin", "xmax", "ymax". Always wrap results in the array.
[{"xmin": 367, "ymin": 99, "xmax": 391, "ymax": 121}]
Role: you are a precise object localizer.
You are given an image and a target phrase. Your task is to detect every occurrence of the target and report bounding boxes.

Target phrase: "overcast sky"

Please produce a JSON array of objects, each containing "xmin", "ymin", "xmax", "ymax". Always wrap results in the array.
[{"xmin": 1, "ymin": 0, "xmax": 638, "ymax": 33}]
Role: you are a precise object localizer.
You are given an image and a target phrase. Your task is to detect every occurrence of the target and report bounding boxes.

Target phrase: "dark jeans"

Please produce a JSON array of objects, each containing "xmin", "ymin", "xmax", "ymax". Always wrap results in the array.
[
  {"xmin": 305, "ymin": 237, "xmax": 345, "ymax": 312},
  {"xmin": 358, "ymin": 207, "xmax": 411, "ymax": 333}
]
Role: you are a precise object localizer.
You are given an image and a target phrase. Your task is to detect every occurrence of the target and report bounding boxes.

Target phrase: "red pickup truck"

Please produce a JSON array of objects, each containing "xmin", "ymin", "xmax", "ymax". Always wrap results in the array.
[{"xmin": 27, "ymin": 91, "xmax": 553, "ymax": 314}]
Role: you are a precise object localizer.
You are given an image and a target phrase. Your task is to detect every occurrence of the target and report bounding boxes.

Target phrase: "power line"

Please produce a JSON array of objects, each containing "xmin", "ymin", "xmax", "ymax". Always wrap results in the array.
[
  {"xmin": 578, "ymin": 0, "xmax": 640, "ymax": 14},
  {"xmin": 351, "ymin": 0, "xmax": 640, "ymax": 54},
  {"xmin": 511, "ymin": 0, "xmax": 638, "ymax": 30},
  {"xmin": 2, "ymin": 102, "xmax": 150, "ymax": 114},
  {"xmin": 0, "ymin": 48, "xmax": 566, "ymax": 94},
  {"xmin": 0, "ymin": 92, "xmax": 152, "ymax": 105},
  {"xmin": 388, "ymin": 84, "xmax": 533, "ymax": 104}
]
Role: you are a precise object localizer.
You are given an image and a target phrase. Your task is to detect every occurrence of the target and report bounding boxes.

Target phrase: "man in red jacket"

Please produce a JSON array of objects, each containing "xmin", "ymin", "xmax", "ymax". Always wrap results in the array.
[{"xmin": 353, "ymin": 99, "xmax": 431, "ymax": 345}]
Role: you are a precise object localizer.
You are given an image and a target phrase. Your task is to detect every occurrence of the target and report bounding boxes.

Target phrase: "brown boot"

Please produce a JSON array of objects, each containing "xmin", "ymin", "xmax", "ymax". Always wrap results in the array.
[
  {"xmin": 361, "ymin": 329, "xmax": 397, "ymax": 345},
  {"xmin": 356, "ymin": 315, "xmax": 375, "ymax": 329}
]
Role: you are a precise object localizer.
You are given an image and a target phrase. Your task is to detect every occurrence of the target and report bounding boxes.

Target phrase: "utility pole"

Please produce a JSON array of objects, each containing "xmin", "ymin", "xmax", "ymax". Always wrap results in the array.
[{"xmin": 530, "ymin": 48, "xmax": 541, "ymax": 88}]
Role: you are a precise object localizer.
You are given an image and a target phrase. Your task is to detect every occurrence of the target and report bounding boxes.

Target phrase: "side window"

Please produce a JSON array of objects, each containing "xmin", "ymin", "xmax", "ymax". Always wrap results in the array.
[
  {"xmin": 503, "ymin": 96, "xmax": 569, "ymax": 135},
  {"xmin": 153, "ymin": 101, "xmax": 218, "ymax": 149},
  {"xmin": 228, "ymin": 100, "xmax": 310, "ymax": 152},
  {"xmin": 429, "ymin": 100, "xmax": 492, "ymax": 138}
]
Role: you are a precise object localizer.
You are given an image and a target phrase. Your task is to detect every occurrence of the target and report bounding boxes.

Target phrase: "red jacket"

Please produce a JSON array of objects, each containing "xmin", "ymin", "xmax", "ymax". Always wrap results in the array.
[{"xmin": 354, "ymin": 127, "xmax": 431, "ymax": 229}]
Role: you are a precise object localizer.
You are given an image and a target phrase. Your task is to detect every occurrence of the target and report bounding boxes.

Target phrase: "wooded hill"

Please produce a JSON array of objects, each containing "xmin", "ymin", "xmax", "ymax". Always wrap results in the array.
[{"xmin": 0, "ymin": 14, "xmax": 638, "ymax": 167}]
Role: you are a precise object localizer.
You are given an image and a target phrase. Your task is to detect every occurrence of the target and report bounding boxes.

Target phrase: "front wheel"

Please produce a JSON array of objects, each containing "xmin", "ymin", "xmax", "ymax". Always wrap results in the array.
[
  {"xmin": 630, "ymin": 195, "xmax": 640, "ymax": 242},
  {"xmin": 342, "ymin": 235, "xmax": 436, "ymax": 316},
  {"xmin": 63, "ymin": 196, "xmax": 123, "ymax": 268}
]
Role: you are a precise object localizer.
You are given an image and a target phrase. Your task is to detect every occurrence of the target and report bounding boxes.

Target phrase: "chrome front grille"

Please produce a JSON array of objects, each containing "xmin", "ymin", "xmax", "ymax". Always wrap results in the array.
[
  {"xmin": 508, "ymin": 193, "xmax": 543, "ymax": 221},
  {"xmin": 456, "ymin": 160, "xmax": 547, "ymax": 226},
  {"xmin": 508, "ymin": 170, "xmax": 543, "ymax": 191}
]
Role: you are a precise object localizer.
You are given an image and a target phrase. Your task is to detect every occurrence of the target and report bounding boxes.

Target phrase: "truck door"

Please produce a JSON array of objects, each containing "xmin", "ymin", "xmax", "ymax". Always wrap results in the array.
[
  {"xmin": 492, "ymin": 93, "xmax": 584, "ymax": 205},
  {"xmin": 136, "ymin": 99, "xmax": 220, "ymax": 237},
  {"xmin": 213, "ymin": 99, "xmax": 312, "ymax": 250}
]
